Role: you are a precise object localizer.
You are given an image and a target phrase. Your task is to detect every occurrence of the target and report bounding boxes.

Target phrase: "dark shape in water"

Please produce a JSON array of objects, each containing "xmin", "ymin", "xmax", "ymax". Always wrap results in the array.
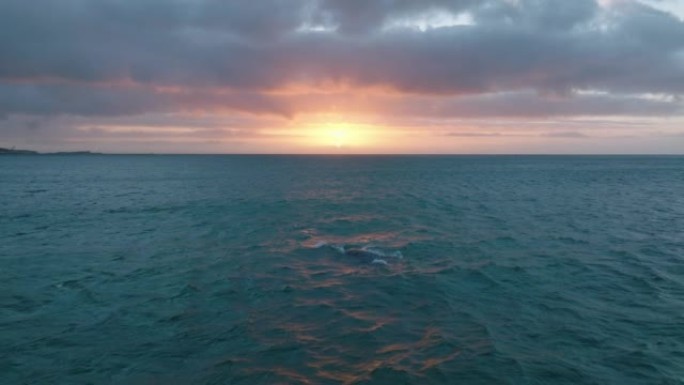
[{"xmin": 337, "ymin": 246, "xmax": 392, "ymax": 265}]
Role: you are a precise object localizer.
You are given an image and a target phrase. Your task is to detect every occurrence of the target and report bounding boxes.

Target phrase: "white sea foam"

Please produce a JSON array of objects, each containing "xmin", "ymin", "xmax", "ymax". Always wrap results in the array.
[
  {"xmin": 362, "ymin": 246, "xmax": 403, "ymax": 259},
  {"xmin": 331, "ymin": 244, "xmax": 346, "ymax": 254}
]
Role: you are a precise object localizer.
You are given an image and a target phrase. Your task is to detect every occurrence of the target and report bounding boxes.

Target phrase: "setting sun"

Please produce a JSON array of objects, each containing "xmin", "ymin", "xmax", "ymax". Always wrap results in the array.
[
  {"xmin": 307, "ymin": 121, "xmax": 373, "ymax": 150},
  {"xmin": 330, "ymin": 128, "xmax": 347, "ymax": 148}
]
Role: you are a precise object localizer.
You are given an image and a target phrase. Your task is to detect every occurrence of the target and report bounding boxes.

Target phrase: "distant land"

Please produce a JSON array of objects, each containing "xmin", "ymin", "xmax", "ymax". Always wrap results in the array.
[
  {"xmin": 0, "ymin": 147, "xmax": 101, "ymax": 155},
  {"xmin": 0, "ymin": 147, "xmax": 38, "ymax": 155}
]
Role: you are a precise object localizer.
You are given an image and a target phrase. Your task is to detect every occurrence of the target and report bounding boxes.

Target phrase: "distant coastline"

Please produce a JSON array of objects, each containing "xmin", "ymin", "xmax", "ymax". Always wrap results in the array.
[
  {"xmin": 0, "ymin": 147, "xmax": 38, "ymax": 155},
  {"xmin": 0, "ymin": 147, "xmax": 101, "ymax": 155}
]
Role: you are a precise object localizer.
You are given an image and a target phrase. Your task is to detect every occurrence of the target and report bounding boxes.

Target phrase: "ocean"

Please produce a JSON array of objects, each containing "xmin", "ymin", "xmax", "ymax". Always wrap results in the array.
[{"xmin": 1, "ymin": 155, "xmax": 683, "ymax": 384}]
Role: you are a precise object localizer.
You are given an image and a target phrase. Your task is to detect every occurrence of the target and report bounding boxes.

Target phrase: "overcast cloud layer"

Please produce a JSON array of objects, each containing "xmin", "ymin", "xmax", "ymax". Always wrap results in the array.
[{"xmin": 1, "ymin": 0, "xmax": 683, "ymax": 153}]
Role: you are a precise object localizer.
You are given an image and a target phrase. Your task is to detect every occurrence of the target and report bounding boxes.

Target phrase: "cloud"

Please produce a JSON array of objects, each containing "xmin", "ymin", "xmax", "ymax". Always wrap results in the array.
[
  {"xmin": 1, "ymin": 0, "xmax": 683, "ymax": 91},
  {"xmin": 444, "ymin": 130, "xmax": 590, "ymax": 138},
  {"xmin": 0, "ymin": 0, "xmax": 683, "ymax": 151},
  {"xmin": 0, "ymin": 83, "xmax": 293, "ymax": 118}
]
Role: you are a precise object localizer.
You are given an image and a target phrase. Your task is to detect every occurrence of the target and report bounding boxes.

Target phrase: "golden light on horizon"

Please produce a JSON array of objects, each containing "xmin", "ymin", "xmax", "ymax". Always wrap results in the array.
[
  {"xmin": 329, "ymin": 126, "xmax": 349, "ymax": 148},
  {"xmin": 259, "ymin": 116, "xmax": 554, "ymax": 154},
  {"xmin": 308, "ymin": 121, "xmax": 373, "ymax": 150}
]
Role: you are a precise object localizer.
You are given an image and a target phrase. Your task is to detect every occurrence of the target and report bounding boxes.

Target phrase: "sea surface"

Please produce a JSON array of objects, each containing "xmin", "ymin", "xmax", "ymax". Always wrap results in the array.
[{"xmin": 1, "ymin": 155, "xmax": 683, "ymax": 384}]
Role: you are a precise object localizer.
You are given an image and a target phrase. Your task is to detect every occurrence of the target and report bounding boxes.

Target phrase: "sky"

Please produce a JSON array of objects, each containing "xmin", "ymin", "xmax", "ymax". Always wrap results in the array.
[{"xmin": 1, "ymin": 0, "xmax": 683, "ymax": 154}]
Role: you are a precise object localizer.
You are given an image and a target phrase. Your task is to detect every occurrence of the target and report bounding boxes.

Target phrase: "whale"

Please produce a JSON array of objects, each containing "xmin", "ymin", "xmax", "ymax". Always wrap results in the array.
[
  {"xmin": 311, "ymin": 241, "xmax": 401, "ymax": 265},
  {"xmin": 334, "ymin": 245, "xmax": 400, "ymax": 265},
  {"xmin": 344, "ymin": 248, "xmax": 386, "ymax": 263}
]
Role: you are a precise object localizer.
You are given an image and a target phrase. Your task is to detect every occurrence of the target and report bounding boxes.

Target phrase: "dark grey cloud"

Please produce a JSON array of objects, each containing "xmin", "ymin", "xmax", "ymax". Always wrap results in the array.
[
  {"xmin": 444, "ymin": 130, "xmax": 591, "ymax": 138},
  {"xmin": 0, "ymin": 0, "xmax": 683, "ymax": 120},
  {"xmin": 0, "ymin": 83, "xmax": 292, "ymax": 118},
  {"xmin": 378, "ymin": 91, "xmax": 684, "ymax": 118},
  {"xmin": 1, "ymin": 84, "xmax": 679, "ymax": 122}
]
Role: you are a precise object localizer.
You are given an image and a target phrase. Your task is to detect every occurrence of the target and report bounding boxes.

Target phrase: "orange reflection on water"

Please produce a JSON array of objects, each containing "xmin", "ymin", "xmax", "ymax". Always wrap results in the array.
[
  {"xmin": 301, "ymin": 230, "xmax": 423, "ymax": 249},
  {"xmin": 420, "ymin": 350, "xmax": 462, "ymax": 372},
  {"xmin": 248, "ymin": 366, "xmax": 315, "ymax": 385}
]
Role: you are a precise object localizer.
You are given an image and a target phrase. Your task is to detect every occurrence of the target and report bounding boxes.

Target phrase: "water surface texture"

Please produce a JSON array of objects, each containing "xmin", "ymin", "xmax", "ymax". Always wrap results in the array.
[{"xmin": 2, "ymin": 155, "xmax": 683, "ymax": 384}]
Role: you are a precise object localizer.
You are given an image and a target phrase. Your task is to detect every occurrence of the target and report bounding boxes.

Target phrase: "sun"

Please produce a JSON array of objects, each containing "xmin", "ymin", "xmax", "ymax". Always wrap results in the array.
[
  {"xmin": 330, "ymin": 128, "xmax": 348, "ymax": 148},
  {"xmin": 299, "ymin": 118, "xmax": 379, "ymax": 151},
  {"xmin": 309, "ymin": 121, "xmax": 366, "ymax": 149}
]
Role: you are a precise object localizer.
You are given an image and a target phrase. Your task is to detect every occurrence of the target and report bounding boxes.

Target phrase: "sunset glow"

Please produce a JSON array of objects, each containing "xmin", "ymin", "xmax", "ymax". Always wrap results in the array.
[
  {"xmin": 308, "ymin": 122, "xmax": 372, "ymax": 150},
  {"xmin": 1, "ymin": 0, "xmax": 683, "ymax": 153}
]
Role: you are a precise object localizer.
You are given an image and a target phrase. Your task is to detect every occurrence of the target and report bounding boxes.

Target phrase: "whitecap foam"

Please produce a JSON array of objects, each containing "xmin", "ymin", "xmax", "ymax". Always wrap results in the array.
[
  {"xmin": 331, "ymin": 244, "xmax": 346, "ymax": 254},
  {"xmin": 311, "ymin": 241, "xmax": 328, "ymax": 248},
  {"xmin": 362, "ymin": 246, "xmax": 403, "ymax": 259}
]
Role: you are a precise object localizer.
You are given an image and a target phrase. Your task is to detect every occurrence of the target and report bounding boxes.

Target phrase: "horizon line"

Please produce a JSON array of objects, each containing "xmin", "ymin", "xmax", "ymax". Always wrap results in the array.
[{"xmin": 4, "ymin": 152, "xmax": 683, "ymax": 156}]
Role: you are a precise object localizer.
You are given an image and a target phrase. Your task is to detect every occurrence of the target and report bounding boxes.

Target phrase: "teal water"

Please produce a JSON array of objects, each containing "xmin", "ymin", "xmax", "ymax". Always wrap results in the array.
[{"xmin": 1, "ymin": 155, "xmax": 683, "ymax": 384}]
